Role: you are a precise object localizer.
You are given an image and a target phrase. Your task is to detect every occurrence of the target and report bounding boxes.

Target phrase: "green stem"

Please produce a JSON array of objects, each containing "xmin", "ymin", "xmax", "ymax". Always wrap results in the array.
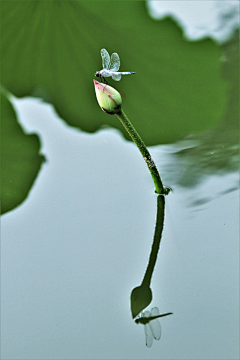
[{"xmin": 116, "ymin": 109, "xmax": 164, "ymax": 195}]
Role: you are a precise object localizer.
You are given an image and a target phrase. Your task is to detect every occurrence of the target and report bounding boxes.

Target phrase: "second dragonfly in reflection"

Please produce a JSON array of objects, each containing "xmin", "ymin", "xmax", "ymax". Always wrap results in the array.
[{"xmin": 135, "ymin": 307, "xmax": 173, "ymax": 348}]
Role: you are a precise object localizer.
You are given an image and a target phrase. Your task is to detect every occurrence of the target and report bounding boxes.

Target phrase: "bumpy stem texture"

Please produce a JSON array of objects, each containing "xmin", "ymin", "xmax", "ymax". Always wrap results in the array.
[{"xmin": 116, "ymin": 109, "xmax": 164, "ymax": 194}]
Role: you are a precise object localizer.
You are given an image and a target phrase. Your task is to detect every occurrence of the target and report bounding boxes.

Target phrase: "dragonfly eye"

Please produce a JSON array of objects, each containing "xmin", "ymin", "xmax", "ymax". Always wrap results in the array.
[{"xmin": 95, "ymin": 72, "xmax": 99, "ymax": 77}]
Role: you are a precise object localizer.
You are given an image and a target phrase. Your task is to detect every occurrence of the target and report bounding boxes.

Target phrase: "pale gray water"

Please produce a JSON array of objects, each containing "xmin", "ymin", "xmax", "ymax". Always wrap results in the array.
[{"xmin": 1, "ymin": 97, "xmax": 239, "ymax": 359}]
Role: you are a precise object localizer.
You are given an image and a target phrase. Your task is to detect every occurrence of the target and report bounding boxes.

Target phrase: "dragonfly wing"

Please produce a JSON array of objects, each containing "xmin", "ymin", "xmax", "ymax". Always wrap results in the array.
[
  {"xmin": 149, "ymin": 307, "xmax": 161, "ymax": 340},
  {"xmin": 109, "ymin": 52, "xmax": 120, "ymax": 71},
  {"xmin": 142, "ymin": 311, "xmax": 153, "ymax": 347},
  {"xmin": 142, "ymin": 311, "xmax": 151, "ymax": 318},
  {"xmin": 101, "ymin": 49, "xmax": 110, "ymax": 70},
  {"xmin": 144, "ymin": 324, "xmax": 154, "ymax": 348},
  {"xmin": 149, "ymin": 319, "xmax": 161, "ymax": 341},
  {"xmin": 111, "ymin": 73, "xmax": 121, "ymax": 81},
  {"xmin": 151, "ymin": 307, "xmax": 160, "ymax": 316}
]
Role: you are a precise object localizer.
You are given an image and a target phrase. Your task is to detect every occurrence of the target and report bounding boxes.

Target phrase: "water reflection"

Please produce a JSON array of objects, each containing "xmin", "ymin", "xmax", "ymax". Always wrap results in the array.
[
  {"xmin": 130, "ymin": 195, "xmax": 167, "ymax": 318},
  {"xmin": 135, "ymin": 307, "xmax": 173, "ymax": 348},
  {"xmin": 162, "ymin": 30, "xmax": 239, "ymax": 190}
]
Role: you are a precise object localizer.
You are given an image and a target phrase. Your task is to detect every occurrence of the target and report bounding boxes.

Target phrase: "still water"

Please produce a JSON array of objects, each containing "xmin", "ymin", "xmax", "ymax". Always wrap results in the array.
[{"xmin": 1, "ymin": 97, "xmax": 239, "ymax": 359}]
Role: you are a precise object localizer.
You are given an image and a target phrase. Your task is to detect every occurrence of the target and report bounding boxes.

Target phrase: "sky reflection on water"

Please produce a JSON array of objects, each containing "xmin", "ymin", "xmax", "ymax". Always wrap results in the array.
[{"xmin": 1, "ymin": 96, "xmax": 239, "ymax": 359}]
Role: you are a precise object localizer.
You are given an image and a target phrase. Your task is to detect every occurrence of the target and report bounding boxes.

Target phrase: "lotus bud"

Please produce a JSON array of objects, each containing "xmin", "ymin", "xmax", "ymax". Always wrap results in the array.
[{"xmin": 93, "ymin": 80, "xmax": 122, "ymax": 115}]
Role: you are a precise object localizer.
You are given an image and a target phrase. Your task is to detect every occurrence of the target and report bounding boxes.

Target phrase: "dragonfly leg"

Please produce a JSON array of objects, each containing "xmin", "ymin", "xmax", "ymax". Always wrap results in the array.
[{"xmin": 98, "ymin": 74, "xmax": 108, "ymax": 85}]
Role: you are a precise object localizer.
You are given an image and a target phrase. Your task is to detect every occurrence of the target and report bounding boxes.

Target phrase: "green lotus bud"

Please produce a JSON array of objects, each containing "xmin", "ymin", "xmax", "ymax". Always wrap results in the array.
[
  {"xmin": 93, "ymin": 80, "xmax": 122, "ymax": 115},
  {"xmin": 130, "ymin": 285, "xmax": 152, "ymax": 318}
]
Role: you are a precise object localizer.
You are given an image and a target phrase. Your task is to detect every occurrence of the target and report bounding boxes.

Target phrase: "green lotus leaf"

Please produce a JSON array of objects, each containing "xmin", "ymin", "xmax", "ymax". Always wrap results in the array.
[
  {"xmin": 1, "ymin": 1, "xmax": 227, "ymax": 145},
  {"xmin": 1, "ymin": 93, "xmax": 45, "ymax": 214}
]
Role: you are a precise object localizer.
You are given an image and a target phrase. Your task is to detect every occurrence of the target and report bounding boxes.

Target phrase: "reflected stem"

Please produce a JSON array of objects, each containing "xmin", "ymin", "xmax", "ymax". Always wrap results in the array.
[
  {"xmin": 130, "ymin": 194, "xmax": 166, "ymax": 318},
  {"xmin": 116, "ymin": 109, "xmax": 164, "ymax": 195},
  {"xmin": 141, "ymin": 195, "xmax": 165, "ymax": 288}
]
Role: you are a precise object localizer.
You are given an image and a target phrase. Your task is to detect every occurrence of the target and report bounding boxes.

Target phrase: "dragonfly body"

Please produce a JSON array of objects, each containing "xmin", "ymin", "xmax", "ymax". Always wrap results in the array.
[
  {"xmin": 96, "ymin": 69, "xmax": 135, "ymax": 79},
  {"xmin": 95, "ymin": 48, "xmax": 135, "ymax": 82},
  {"xmin": 135, "ymin": 311, "xmax": 173, "ymax": 325}
]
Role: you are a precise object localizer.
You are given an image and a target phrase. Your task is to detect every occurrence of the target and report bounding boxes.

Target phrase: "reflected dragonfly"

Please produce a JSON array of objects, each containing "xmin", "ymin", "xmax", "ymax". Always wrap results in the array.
[
  {"xmin": 135, "ymin": 307, "xmax": 173, "ymax": 348},
  {"xmin": 95, "ymin": 48, "xmax": 135, "ymax": 83}
]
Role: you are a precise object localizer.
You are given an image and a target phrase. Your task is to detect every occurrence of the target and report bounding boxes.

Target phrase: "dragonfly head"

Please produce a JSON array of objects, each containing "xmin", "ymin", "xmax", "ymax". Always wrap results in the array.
[
  {"xmin": 135, "ymin": 318, "xmax": 140, "ymax": 324},
  {"xmin": 95, "ymin": 71, "xmax": 100, "ymax": 78}
]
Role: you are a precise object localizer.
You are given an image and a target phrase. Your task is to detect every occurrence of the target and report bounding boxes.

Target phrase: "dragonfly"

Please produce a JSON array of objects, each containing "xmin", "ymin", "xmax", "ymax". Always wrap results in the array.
[
  {"xmin": 95, "ymin": 48, "xmax": 135, "ymax": 83},
  {"xmin": 135, "ymin": 307, "xmax": 173, "ymax": 348}
]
